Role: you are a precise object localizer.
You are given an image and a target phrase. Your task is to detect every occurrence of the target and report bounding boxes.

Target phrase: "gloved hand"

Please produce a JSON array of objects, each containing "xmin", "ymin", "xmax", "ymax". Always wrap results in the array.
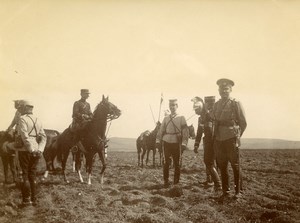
[
  {"xmin": 82, "ymin": 114, "xmax": 90, "ymax": 119},
  {"xmin": 194, "ymin": 144, "xmax": 199, "ymax": 153}
]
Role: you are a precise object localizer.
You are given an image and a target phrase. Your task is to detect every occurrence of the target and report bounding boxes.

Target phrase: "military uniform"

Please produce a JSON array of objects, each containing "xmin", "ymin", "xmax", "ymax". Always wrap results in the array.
[
  {"xmin": 213, "ymin": 79, "xmax": 247, "ymax": 198},
  {"xmin": 8, "ymin": 100, "xmax": 47, "ymax": 206},
  {"xmin": 72, "ymin": 89, "xmax": 93, "ymax": 132},
  {"xmin": 156, "ymin": 99, "xmax": 189, "ymax": 186},
  {"xmin": 193, "ymin": 96, "xmax": 221, "ymax": 189}
]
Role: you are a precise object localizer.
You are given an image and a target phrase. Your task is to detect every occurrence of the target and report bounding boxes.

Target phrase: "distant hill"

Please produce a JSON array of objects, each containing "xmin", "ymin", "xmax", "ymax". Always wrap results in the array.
[{"xmin": 107, "ymin": 137, "xmax": 300, "ymax": 152}]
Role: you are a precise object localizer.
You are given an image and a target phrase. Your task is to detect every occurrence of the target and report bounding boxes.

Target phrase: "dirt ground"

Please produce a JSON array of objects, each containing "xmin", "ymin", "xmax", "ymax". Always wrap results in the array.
[{"xmin": 0, "ymin": 149, "xmax": 299, "ymax": 223}]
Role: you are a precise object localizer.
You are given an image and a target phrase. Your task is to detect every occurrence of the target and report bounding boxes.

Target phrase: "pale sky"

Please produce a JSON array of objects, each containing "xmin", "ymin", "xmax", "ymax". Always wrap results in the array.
[{"xmin": 1, "ymin": 0, "xmax": 300, "ymax": 141}]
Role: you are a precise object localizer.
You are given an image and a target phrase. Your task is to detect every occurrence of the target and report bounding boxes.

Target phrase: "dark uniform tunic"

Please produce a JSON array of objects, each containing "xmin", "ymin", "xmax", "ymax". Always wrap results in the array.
[
  {"xmin": 195, "ymin": 110, "xmax": 221, "ymax": 187},
  {"xmin": 72, "ymin": 99, "xmax": 93, "ymax": 131},
  {"xmin": 213, "ymin": 97, "xmax": 247, "ymax": 195}
]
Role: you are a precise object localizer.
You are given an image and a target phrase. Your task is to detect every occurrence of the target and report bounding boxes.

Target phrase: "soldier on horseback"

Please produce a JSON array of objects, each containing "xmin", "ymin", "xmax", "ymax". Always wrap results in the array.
[{"xmin": 71, "ymin": 89, "xmax": 93, "ymax": 151}]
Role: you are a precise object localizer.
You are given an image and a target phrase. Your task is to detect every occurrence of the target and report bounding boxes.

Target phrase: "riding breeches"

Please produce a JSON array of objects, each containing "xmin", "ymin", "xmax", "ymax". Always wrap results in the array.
[
  {"xmin": 18, "ymin": 151, "xmax": 40, "ymax": 202},
  {"xmin": 163, "ymin": 141, "xmax": 181, "ymax": 184},
  {"xmin": 215, "ymin": 137, "xmax": 241, "ymax": 194}
]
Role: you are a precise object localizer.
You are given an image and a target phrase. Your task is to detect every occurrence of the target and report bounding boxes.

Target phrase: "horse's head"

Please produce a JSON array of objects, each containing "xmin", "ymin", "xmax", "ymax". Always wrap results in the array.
[
  {"xmin": 94, "ymin": 95, "xmax": 121, "ymax": 121},
  {"xmin": 188, "ymin": 124, "xmax": 196, "ymax": 139}
]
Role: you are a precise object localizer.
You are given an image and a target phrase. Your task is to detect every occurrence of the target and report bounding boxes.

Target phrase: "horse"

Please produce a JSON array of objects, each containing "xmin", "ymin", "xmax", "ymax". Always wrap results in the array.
[
  {"xmin": 136, "ymin": 122, "xmax": 161, "ymax": 168},
  {"xmin": 136, "ymin": 130, "xmax": 150, "ymax": 167},
  {"xmin": 42, "ymin": 129, "xmax": 60, "ymax": 180},
  {"xmin": 56, "ymin": 95, "xmax": 121, "ymax": 184},
  {"xmin": 0, "ymin": 130, "xmax": 20, "ymax": 184}
]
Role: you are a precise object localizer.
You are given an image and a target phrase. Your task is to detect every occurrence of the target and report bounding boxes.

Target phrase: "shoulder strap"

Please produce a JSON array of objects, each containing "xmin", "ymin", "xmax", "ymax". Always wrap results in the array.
[
  {"xmin": 169, "ymin": 115, "xmax": 181, "ymax": 134},
  {"xmin": 230, "ymin": 98, "xmax": 240, "ymax": 123},
  {"xmin": 27, "ymin": 115, "xmax": 38, "ymax": 137}
]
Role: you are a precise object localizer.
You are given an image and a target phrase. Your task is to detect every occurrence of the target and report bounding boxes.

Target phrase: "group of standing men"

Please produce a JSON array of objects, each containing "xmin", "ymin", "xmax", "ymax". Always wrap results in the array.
[{"xmin": 156, "ymin": 78, "xmax": 247, "ymax": 200}]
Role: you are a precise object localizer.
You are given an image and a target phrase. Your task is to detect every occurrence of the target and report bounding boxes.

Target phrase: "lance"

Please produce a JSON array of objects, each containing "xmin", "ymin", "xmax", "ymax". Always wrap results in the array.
[
  {"xmin": 149, "ymin": 105, "xmax": 156, "ymax": 125},
  {"xmin": 158, "ymin": 93, "xmax": 163, "ymax": 122}
]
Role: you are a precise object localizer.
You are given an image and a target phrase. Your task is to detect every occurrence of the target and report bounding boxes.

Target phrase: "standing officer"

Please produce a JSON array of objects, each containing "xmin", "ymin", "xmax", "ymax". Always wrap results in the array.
[
  {"xmin": 192, "ymin": 96, "xmax": 222, "ymax": 191},
  {"xmin": 156, "ymin": 99, "xmax": 189, "ymax": 187},
  {"xmin": 212, "ymin": 78, "xmax": 247, "ymax": 199},
  {"xmin": 7, "ymin": 100, "xmax": 47, "ymax": 206}
]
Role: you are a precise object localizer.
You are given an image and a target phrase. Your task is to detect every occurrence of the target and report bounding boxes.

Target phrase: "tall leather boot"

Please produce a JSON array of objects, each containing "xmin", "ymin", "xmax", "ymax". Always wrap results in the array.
[
  {"xmin": 233, "ymin": 164, "xmax": 241, "ymax": 195},
  {"xmin": 210, "ymin": 166, "xmax": 222, "ymax": 190},
  {"xmin": 21, "ymin": 180, "xmax": 31, "ymax": 205},
  {"xmin": 163, "ymin": 162, "xmax": 170, "ymax": 187}
]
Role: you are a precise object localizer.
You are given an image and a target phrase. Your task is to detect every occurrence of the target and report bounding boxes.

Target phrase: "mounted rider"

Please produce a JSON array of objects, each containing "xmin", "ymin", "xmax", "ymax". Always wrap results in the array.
[
  {"xmin": 71, "ymin": 89, "xmax": 93, "ymax": 151},
  {"xmin": 72, "ymin": 89, "xmax": 93, "ymax": 131}
]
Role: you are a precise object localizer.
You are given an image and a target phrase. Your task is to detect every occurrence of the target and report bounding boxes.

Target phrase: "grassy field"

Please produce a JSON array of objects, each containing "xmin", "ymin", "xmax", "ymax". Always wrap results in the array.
[{"xmin": 0, "ymin": 149, "xmax": 299, "ymax": 223}]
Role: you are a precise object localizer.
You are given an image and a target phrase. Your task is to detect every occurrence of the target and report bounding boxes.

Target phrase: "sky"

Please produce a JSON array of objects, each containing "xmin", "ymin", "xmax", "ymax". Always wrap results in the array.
[{"xmin": 0, "ymin": 0, "xmax": 300, "ymax": 141}]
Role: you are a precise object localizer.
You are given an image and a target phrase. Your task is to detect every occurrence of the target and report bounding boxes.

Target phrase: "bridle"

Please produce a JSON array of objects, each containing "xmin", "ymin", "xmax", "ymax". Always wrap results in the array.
[{"xmin": 93, "ymin": 101, "xmax": 120, "ymax": 147}]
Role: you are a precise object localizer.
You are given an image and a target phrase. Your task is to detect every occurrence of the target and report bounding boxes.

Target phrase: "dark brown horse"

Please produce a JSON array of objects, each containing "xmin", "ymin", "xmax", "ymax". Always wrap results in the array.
[
  {"xmin": 136, "ymin": 122, "xmax": 161, "ymax": 168},
  {"xmin": 42, "ymin": 129, "xmax": 60, "ymax": 180},
  {"xmin": 0, "ymin": 131, "xmax": 19, "ymax": 184},
  {"xmin": 56, "ymin": 95, "xmax": 121, "ymax": 184}
]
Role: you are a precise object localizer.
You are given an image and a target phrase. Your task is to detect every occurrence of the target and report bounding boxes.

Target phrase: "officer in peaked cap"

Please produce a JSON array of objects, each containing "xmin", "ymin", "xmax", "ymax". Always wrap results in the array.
[
  {"xmin": 73, "ymin": 89, "xmax": 93, "ymax": 124},
  {"xmin": 217, "ymin": 78, "xmax": 234, "ymax": 88},
  {"xmin": 156, "ymin": 98, "xmax": 189, "ymax": 187},
  {"xmin": 71, "ymin": 89, "xmax": 93, "ymax": 152},
  {"xmin": 80, "ymin": 89, "xmax": 90, "ymax": 94},
  {"xmin": 217, "ymin": 78, "xmax": 235, "ymax": 100},
  {"xmin": 212, "ymin": 78, "xmax": 247, "ymax": 200}
]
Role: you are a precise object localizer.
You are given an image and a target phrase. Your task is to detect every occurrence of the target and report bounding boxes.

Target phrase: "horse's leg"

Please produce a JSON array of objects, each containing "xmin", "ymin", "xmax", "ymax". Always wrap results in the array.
[
  {"xmin": 61, "ymin": 148, "xmax": 70, "ymax": 183},
  {"xmin": 9, "ymin": 155, "xmax": 17, "ymax": 183},
  {"xmin": 159, "ymin": 148, "xmax": 162, "ymax": 167},
  {"xmin": 85, "ymin": 152, "xmax": 94, "ymax": 185},
  {"xmin": 42, "ymin": 151, "xmax": 51, "ymax": 180},
  {"xmin": 75, "ymin": 151, "xmax": 83, "ymax": 183},
  {"xmin": 146, "ymin": 149, "xmax": 150, "ymax": 165},
  {"xmin": 141, "ymin": 148, "xmax": 146, "ymax": 168},
  {"xmin": 1, "ymin": 156, "xmax": 9, "ymax": 184},
  {"xmin": 152, "ymin": 148, "xmax": 156, "ymax": 167},
  {"xmin": 137, "ymin": 146, "xmax": 141, "ymax": 166},
  {"xmin": 72, "ymin": 152, "xmax": 76, "ymax": 172},
  {"xmin": 97, "ymin": 149, "xmax": 106, "ymax": 184}
]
